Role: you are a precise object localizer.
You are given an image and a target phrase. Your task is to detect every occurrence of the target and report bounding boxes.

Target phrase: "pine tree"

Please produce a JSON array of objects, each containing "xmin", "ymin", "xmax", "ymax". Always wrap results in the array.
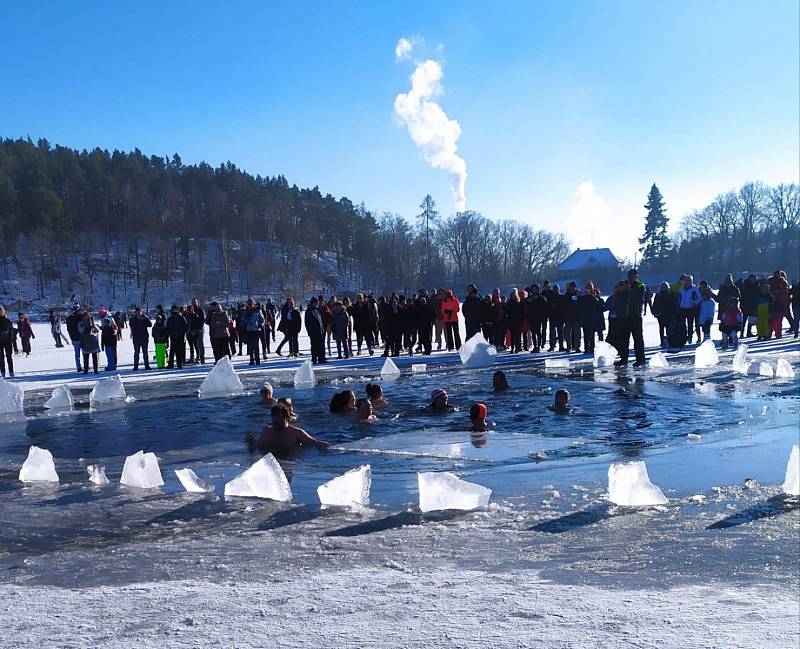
[
  {"xmin": 416, "ymin": 194, "xmax": 439, "ymax": 278},
  {"xmin": 639, "ymin": 183, "xmax": 671, "ymax": 269}
]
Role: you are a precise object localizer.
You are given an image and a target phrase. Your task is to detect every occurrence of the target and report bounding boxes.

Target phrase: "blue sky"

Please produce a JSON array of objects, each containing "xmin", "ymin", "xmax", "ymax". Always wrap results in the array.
[{"xmin": 1, "ymin": 1, "xmax": 798, "ymax": 259}]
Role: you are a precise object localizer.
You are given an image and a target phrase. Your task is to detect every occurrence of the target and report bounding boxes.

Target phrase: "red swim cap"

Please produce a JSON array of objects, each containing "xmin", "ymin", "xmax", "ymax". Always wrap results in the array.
[{"xmin": 470, "ymin": 402, "xmax": 487, "ymax": 420}]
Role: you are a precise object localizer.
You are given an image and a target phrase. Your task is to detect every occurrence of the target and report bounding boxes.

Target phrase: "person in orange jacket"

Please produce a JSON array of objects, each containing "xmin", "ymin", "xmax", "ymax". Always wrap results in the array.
[{"xmin": 442, "ymin": 289, "xmax": 462, "ymax": 351}]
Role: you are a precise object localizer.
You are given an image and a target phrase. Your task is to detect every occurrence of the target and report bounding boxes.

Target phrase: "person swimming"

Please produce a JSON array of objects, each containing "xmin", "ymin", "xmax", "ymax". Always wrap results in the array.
[
  {"xmin": 492, "ymin": 371, "xmax": 509, "ymax": 391},
  {"xmin": 356, "ymin": 397, "xmax": 377, "ymax": 423},
  {"xmin": 365, "ymin": 383, "xmax": 388, "ymax": 409},
  {"xmin": 277, "ymin": 396, "xmax": 299, "ymax": 421},
  {"xmin": 430, "ymin": 388, "xmax": 454, "ymax": 412},
  {"xmin": 548, "ymin": 388, "xmax": 572, "ymax": 413},
  {"xmin": 259, "ymin": 382, "xmax": 277, "ymax": 406},
  {"xmin": 469, "ymin": 402, "xmax": 490, "ymax": 432},
  {"xmin": 245, "ymin": 404, "xmax": 330, "ymax": 457},
  {"xmin": 330, "ymin": 389, "xmax": 356, "ymax": 413}
]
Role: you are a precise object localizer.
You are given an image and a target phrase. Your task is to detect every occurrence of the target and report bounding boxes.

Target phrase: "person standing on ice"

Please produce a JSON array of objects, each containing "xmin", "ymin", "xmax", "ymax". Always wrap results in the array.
[
  {"xmin": 242, "ymin": 298, "xmax": 265, "ymax": 366},
  {"xmin": 676, "ymin": 275, "xmax": 701, "ymax": 344},
  {"xmin": 0, "ymin": 307, "xmax": 15, "ymax": 378},
  {"xmin": 304, "ymin": 296, "xmax": 326, "ymax": 364},
  {"xmin": 442, "ymin": 289, "xmax": 461, "ymax": 351},
  {"xmin": 413, "ymin": 295, "xmax": 436, "ymax": 355},
  {"xmin": 65, "ymin": 305, "xmax": 83, "ymax": 372},
  {"xmin": 77, "ymin": 310, "xmax": 100, "ymax": 374},
  {"xmin": 652, "ymin": 282, "xmax": 677, "ymax": 349},
  {"xmin": 191, "ymin": 298, "xmax": 206, "ymax": 364},
  {"xmin": 129, "ymin": 306, "xmax": 152, "ymax": 371},
  {"xmin": 206, "ymin": 301, "xmax": 231, "ymax": 362},
  {"xmin": 245, "ymin": 403, "xmax": 331, "ymax": 458},
  {"xmin": 331, "ymin": 300, "xmax": 350, "ymax": 359},
  {"xmin": 738, "ymin": 274, "xmax": 760, "ymax": 338},
  {"xmin": 697, "ymin": 287, "xmax": 716, "ymax": 343},
  {"xmin": 719, "ymin": 297, "xmax": 743, "ymax": 350},
  {"xmin": 48, "ymin": 310, "xmax": 64, "ymax": 348},
  {"xmin": 98, "ymin": 306, "xmax": 118, "ymax": 371},
  {"xmin": 166, "ymin": 305, "xmax": 188, "ymax": 369},
  {"xmin": 264, "ymin": 297, "xmax": 277, "ymax": 342},
  {"xmin": 462, "ymin": 284, "xmax": 483, "ymax": 341},
  {"xmin": 613, "ymin": 269, "xmax": 646, "ymax": 368},
  {"xmin": 151, "ymin": 314, "xmax": 169, "ymax": 368},
  {"xmin": 17, "ymin": 313, "xmax": 34, "ymax": 357}
]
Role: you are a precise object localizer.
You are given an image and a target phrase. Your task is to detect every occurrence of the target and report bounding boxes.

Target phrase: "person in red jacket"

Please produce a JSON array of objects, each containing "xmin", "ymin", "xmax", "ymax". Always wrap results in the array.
[{"xmin": 441, "ymin": 289, "xmax": 461, "ymax": 351}]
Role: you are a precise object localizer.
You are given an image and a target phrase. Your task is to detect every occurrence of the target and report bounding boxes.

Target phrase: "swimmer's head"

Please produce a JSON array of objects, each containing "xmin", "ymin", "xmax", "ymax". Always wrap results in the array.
[
  {"xmin": 270, "ymin": 403, "xmax": 290, "ymax": 428},
  {"xmin": 365, "ymin": 383, "xmax": 383, "ymax": 400},
  {"xmin": 277, "ymin": 396, "xmax": 294, "ymax": 413},
  {"xmin": 469, "ymin": 402, "xmax": 488, "ymax": 422},
  {"xmin": 431, "ymin": 388, "xmax": 449, "ymax": 409},
  {"xmin": 492, "ymin": 371, "xmax": 509, "ymax": 391},
  {"xmin": 260, "ymin": 382, "xmax": 274, "ymax": 400},
  {"xmin": 330, "ymin": 390, "xmax": 356, "ymax": 413},
  {"xmin": 356, "ymin": 398, "xmax": 373, "ymax": 420},
  {"xmin": 554, "ymin": 389, "xmax": 570, "ymax": 411}
]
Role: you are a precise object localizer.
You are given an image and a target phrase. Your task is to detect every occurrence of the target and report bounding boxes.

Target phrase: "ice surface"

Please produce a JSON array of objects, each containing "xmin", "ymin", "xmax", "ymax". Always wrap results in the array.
[
  {"xmin": 459, "ymin": 333, "xmax": 497, "ymax": 369},
  {"xmin": 411, "ymin": 363, "xmax": 427, "ymax": 374},
  {"xmin": 694, "ymin": 340, "xmax": 718, "ymax": 369},
  {"xmin": 0, "ymin": 378, "xmax": 24, "ymax": 414},
  {"xmin": 293, "ymin": 360, "xmax": 316, "ymax": 388},
  {"xmin": 417, "ymin": 471, "xmax": 492, "ymax": 512},
  {"xmin": 782, "ymin": 445, "xmax": 799, "ymax": 496},
  {"xmin": 120, "ymin": 451, "xmax": 164, "ymax": 489},
  {"xmin": 317, "ymin": 465, "xmax": 372, "ymax": 508},
  {"xmin": 607, "ymin": 461, "xmax": 668, "ymax": 507},
  {"xmin": 198, "ymin": 356, "xmax": 243, "ymax": 398},
  {"xmin": 758, "ymin": 361, "xmax": 774, "ymax": 377},
  {"xmin": 732, "ymin": 344, "xmax": 749, "ymax": 374},
  {"xmin": 18, "ymin": 446, "xmax": 59, "ymax": 483},
  {"xmin": 775, "ymin": 358, "xmax": 795, "ymax": 379},
  {"xmin": 87, "ymin": 464, "xmax": 109, "ymax": 486},
  {"xmin": 544, "ymin": 358, "xmax": 571, "ymax": 369},
  {"xmin": 89, "ymin": 375, "xmax": 127, "ymax": 408},
  {"xmin": 44, "ymin": 384, "xmax": 74, "ymax": 411},
  {"xmin": 224, "ymin": 454, "xmax": 292, "ymax": 501},
  {"xmin": 380, "ymin": 357, "xmax": 402, "ymax": 379},
  {"xmin": 593, "ymin": 341, "xmax": 618, "ymax": 368},
  {"xmin": 649, "ymin": 352, "xmax": 670, "ymax": 368},
  {"xmin": 175, "ymin": 468, "xmax": 215, "ymax": 493}
]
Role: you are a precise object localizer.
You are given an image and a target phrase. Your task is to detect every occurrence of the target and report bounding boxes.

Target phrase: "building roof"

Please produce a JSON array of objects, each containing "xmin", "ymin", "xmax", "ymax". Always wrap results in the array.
[{"xmin": 558, "ymin": 248, "xmax": 620, "ymax": 272}]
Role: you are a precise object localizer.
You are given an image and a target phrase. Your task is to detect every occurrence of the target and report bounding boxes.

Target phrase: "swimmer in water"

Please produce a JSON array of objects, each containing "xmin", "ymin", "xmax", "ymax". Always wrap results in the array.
[
  {"xmin": 356, "ymin": 397, "xmax": 377, "ymax": 423},
  {"xmin": 259, "ymin": 382, "xmax": 277, "ymax": 406},
  {"xmin": 245, "ymin": 404, "xmax": 330, "ymax": 457},
  {"xmin": 469, "ymin": 402, "xmax": 490, "ymax": 432},
  {"xmin": 330, "ymin": 389, "xmax": 357, "ymax": 413},
  {"xmin": 277, "ymin": 396, "xmax": 298, "ymax": 421},
  {"xmin": 365, "ymin": 383, "xmax": 388, "ymax": 409},
  {"xmin": 548, "ymin": 388, "xmax": 572, "ymax": 413},
  {"xmin": 430, "ymin": 388, "xmax": 454, "ymax": 412},
  {"xmin": 492, "ymin": 370, "xmax": 509, "ymax": 391}
]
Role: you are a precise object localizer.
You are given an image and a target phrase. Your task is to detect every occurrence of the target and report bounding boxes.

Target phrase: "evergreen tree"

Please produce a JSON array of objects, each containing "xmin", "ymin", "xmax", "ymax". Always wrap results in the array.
[
  {"xmin": 416, "ymin": 194, "xmax": 439, "ymax": 278},
  {"xmin": 639, "ymin": 183, "xmax": 671, "ymax": 269}
]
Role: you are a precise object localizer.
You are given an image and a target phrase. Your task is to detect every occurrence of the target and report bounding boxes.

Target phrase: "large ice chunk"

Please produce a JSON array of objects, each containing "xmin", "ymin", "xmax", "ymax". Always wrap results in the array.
[
  {"xmin": 417, "ymin": 471, "xmax": 492, "ymax": 513},
  {"xmin": 19, "ymin": 446, "xmax": 59, "ymax": 483},
  {"xmin": 593, "ymin": 341, "xmax": 618, "ymax": 368},
  {"xmin": 380, "ymin": 357, "xmax": 402, "ymax": 379},
  {"xmin": 608, "ymin": 461, "xmax": 667, "ymax": 507},
  {"xmin": 776, "ymin": 358, "xmax": 795, "ymax": 379},
  {"xmin": 782, "ymin": 445, "xmax": 799, "ymax": 496},
  {"xmin": 44, "ymin": 384, "xmax": 74, "ymax": 411},
  {"xmin": 459, "ymin": 333, "xmax": 497, "ymax": 369},
  {"xmin": 293, "ymin": 360, "xmax": 315, "ymax": 388},
  {"xmin": 87, "ymin": 464, "xmax": 109, "ymax": 486},
  {"xmin": 758, "ymin": 361, "xmax": 774, "ymax": 377},
  {"xmin": 732, "ymin": 344, "xmax": 749, "ymax": 374},
  {"xmin": 175, "ymin": 468, "xmax": 215, "ymax": 493},
  {"xmin": 694, "ymin": 339, "xmax": 718, "ymax": 369},
  {"xmin": 544, "ymin": 358, "xmax": 570, "ymax": 369},
  {"xmin": 411, "ymin": 363, "xmax": 427, "ymax": 374},
  {"xmin": 198, "ymin": 356, "xmax": 243, "ymax": 398},
  {"xmin": 0, "ymin": 378, "xmax": 24, "ymax": 414},
  {"xmin": 317, "ymin": 465, "xmax": 371, "ymax": 508},
  {"xmin": 649, "ymin": 352, "xmax": 670, "ymax": 369},
  {"xmin": 90, "ymin": 375, "xmax": 127, "ymax": 409},
  {"xmin": 224, "ymin": 454, "xmax": 292, "ymax": 501},
  {"xmin": 120, "ymin": 451, "xmax": 164, "ymax": 489}
]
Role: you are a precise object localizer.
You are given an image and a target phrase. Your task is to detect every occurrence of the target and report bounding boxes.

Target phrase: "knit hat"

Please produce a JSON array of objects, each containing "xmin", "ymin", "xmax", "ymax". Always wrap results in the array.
[{"xmin": 431, "ymin": 388, "xmax": 448, "ymax": 402}]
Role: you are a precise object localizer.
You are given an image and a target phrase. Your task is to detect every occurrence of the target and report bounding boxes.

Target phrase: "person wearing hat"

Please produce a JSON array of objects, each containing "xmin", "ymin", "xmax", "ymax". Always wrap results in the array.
[
  {"xmin": 129, "ymin": 306, "xmax": 152, "ymax": 371},
  {"xmin": 98, "ymin": 306, "xmax": 118, "ymax": 371},
  {"xmin": 469, "ymin": 402, "xmax": 489, "ymax": 432},
  {"xmin": 259, "ymin": 382, "xmax": 277, "ymax": 406},
  {"xmin": 430, "ymin": 388, "xmax": 453, "ymax": 411}
]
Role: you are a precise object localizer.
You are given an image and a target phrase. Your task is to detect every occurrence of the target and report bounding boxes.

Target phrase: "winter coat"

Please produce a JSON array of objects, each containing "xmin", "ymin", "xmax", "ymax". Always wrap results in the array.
[
  {"xmin": 305, "ymin": 306, "xmax": 324, "ymax": 339},
  {"xmin": 441, "ymin": 296, "xmax": 460, "ymax": 324},
  {"xmin": 284, "ymin": 308, "xmax": 302, "ymax": 336},
  {"xmin": 152, "ymin": 320, "xmax": 168, "ymax": 344},
  {"xmin": 548, "ymin": 293, "xmax": 566, "ymax": 321},
  {"xmin": 677, "ymin": 286, "xmax": 701, "ymax": 310},
  {"xmin": 739, "ymin": 279, "xmax": 760, "ymax": 315},
  {"xmin": 652, "ymin": 290, "xmax": 677, "ymax": 319},
  {"xmin": 414, "ymin": 299, "xmax": 436, "ymax": 331},
  {"xmin": 99, "ymin": 314, "xmax": 117, "ymax": 346},
  {"xmin": 166, "ymin": 313, "xmax": 188, "ymax": 340},
  {"xmin": 698, "ymin": 298, "xmax": 716, "ymax": 324},
  {"xmin": 77, "ymin": 318, "xmax": 101, "ymax": 354},
  {"xmin": 462, "ymin": 293, "xmax": 483, "ymax": 328},
  {"xmin": 129, "ymin": 314, "xmax": 152, "ymax": 343},
  {"xmin": 19, "ymin": 318, "xmax": 34, "ymax": 339},
  {"xmin": 504, "ymin": 298, "xmax": 524, "ymax": 325},
  {"xmin": 562, "ymin": 290, "xmax": 580, "ymax": 322},
  {"xmin": 331, "ymin": 307, "xmax": 349, "ymax": 340},
  {"xmin": 66, "ymin": 312, "xmax": 82, "ymax": 342},
  {"xmin": 717, "ymin": 282, "xmax": 741, "ymax": 314},
  {"xmin": 207, "ymin": 310, "xmax": 230, "ymax": 340},
  {"xmin": 243, "ymin": 308, "xmax": 264, "ymax": 333},
  {"xmin": 525, "ymin": 295, "xmax": 548, "ymax": 322},
  {"xmin": 0, "ymin": 316, "xmax": 14, "ymax": 346},
  {"xmin": 577, "ymin": 293, "xmax": 605, "ymax": 330}
]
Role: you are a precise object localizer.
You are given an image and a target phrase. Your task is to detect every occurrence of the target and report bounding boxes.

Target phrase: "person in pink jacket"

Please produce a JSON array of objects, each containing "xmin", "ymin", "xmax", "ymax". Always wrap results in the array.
[{"xmin": 441, "ymin": 290, "xmax": 461, "ymax": 351}]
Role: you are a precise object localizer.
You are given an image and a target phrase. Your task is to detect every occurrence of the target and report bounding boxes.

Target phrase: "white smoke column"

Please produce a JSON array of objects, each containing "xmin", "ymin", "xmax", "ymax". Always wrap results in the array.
[
  {"xmin": 565, "ymin": 181, "xmax": 613, "ymax": 250},
  {"xmin": 394, "ymin": 39, "xmax": 467, "ymax": 212}
]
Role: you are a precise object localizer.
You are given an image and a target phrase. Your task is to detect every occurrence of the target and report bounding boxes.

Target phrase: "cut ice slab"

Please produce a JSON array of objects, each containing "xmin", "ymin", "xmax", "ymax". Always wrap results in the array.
[
  {"xmin": 293, "ymin": 359, "xmax": 315, "ymax": 388},
  {"xmin": 544, "ymin": 358, "xmax": 570, "ymax": 369},
  {"xmin": 732, "ymin": 344, "xmax": 749, "ymax": 374},
  {"xmin": 459, "ymin": 333, "xmax": 497, "ymax": 369},
  {"xmin": 19, "ymin": 446, "xmax": 59, "ymax": 483},
  {"xmin": 44, "ymin": 384, "xmax": 74, "ymax": 411},
  {"xmin": 776, "ymin": 358, "xmax": 795, "ymax": 379},
  {"xmin": 417, "ymin": 471, "xmax": 492, "ymax": 513},
  {"xmin": 198, "ymin": 356, "xmax": 243, "ymax": 398},
  {"xmin": 175, "ymin": 468, "xmax": 215, "ymax": 493},
  {"xmin": 593, "ymin": 341, "xmax": 618, "ymax": 368},
  {"xmin": 758, "ymin": 361, "xmax": 774, "ymax": 377},
  {"xmin": 224, "ymin": 454, "xmax": 292, "ymax": 501},
  {"xmin": 649, "ymin": 352, "xmax": 670, "ymax": 368},
  {"xmin": 694, "ymin": 339, "xmax": 718, "ymax": 369},
  {"xmin": 120, "ymin": 451, "xmax": 164, "ymax": 489},
  {"xmin": 87, "ymin": 464, "xmax": 109, "ymax": 486},
  {"xmin": 317, "ymin": 465, "xmax": 371, "ymax": 508},
  {"xmin": 782, "ymin": 445, "xmax": 799, "ymax": 496},
  {"xmin": 90, "ymin": 375, "xmax": 127, "ymax": 408},
  {"xmin": 0, "ymin": 377, "xmax": 24, "ymax": 414},
  {"xmin": 380, "ymin": 357, "xmax": 402, "ymax": 379},
  {"xmin": 411, "ymin": 363, "xmax": 427, "ymax": 374},
  {"xmin": 607, "ymin": 461, "xmax": 667, "ymax": 507}
]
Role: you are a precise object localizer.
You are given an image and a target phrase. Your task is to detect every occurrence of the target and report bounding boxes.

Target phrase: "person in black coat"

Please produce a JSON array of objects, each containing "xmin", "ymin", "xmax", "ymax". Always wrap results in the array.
[
  {"xmin": 577, "ymin": 282, "xmax": 605, "ymax": 354},
  {"xmin": 166, "ymin": 305, "xmax": 188, "ymax": 369},
  {"xmin": 562, "ymin": 282, "xmax": 581, "ymax": 352},
  {"xmin": 462, "ymin": 284, "xmax": 483, "ymax": 341},
  {"xmin": 504, "ymin": 290, "xmax": 525, "ymax": 354},
  {"xmin": 547, "ymin": 285, "xmax": 566, "ymax": 352},
  {"xmin": 129, "ymin": 306, "xmax": 152, "ymax": 370},
  {"xmin": 0, "ymin": 306, "xmax": 15, "ymax": 377},
  {"xmin": 525, "ymin": 285, "xmax": 548, "ymax": 353},
  {"xmin": 414, "ymin": 296, "xmax": 436, "ymax": 355},
  {"xmin": 382, "ymin": 297, "xmax": 403, "ymax": 357},
  {"xmin": 304, "ymin": 297, "xmax": 326, "ymax": 364},
  {"xmin": 651, "ymin": 282, "xmax": 677, "ymax": 349},
  {"xmin": 65, "ymin": 306, "xmax": 83, "ymax": 372}
]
